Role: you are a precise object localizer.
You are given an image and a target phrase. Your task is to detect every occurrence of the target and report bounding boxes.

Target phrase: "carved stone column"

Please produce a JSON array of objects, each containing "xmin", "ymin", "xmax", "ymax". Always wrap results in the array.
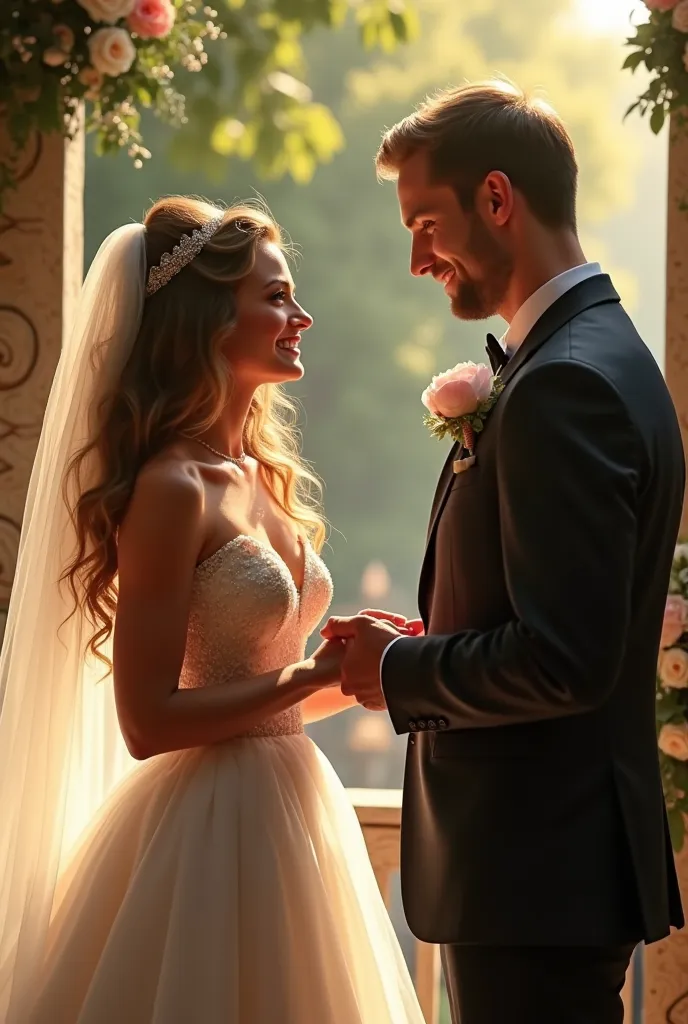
[
  {"xmin": 0, "ymin": 125, "xmax": 84, "ymax": 642},
  {"xmin": 643, "ymin": 115, "xmax": 688, "ymax": 1024}
]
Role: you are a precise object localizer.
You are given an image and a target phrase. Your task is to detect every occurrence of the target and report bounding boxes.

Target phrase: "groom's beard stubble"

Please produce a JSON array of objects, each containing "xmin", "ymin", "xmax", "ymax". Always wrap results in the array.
[{"xmin": 448, "ymin": 217, "xmax": 513, "ymax": 322}]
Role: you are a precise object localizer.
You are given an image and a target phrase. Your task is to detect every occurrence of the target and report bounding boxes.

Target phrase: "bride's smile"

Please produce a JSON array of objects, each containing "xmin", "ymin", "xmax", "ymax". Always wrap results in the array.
[{"xmin": 223, "ymin": 241, "xmax": 312, "ymax": 386}]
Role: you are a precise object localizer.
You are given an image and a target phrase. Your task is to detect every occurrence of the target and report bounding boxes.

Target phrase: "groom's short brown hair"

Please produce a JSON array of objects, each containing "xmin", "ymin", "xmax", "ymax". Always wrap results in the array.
[{"xmin": 376, "ymin": 80, "xmax": 578, "ymax": 230}]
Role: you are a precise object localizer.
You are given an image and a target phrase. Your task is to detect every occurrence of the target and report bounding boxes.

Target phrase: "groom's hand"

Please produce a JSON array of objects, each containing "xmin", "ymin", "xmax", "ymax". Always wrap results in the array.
[
  {"xmin": 321, "ymin": 614, "xmax": 403, "ymax": 710},
  {"xmin": 360, "ymin": 609, "xmax": 425, "ymax": 636}
]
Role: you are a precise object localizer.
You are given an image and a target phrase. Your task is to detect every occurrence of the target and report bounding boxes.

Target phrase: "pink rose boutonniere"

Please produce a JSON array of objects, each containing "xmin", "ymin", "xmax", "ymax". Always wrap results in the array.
[{"xmin": 421, "ymin": 361, "xmax": 504, "ymax": 473}]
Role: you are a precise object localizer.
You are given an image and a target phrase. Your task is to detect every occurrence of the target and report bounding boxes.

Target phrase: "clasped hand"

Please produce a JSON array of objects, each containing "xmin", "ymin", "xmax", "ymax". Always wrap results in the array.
[{"xmin": 317, "ymin": 610, "xmax": 423, "ymax": 712}]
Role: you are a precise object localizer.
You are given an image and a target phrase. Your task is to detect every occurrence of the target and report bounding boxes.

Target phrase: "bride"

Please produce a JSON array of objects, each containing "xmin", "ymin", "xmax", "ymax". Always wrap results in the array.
[{"xmin": 0, "ymin": 196, "xmax": 424, "ymax": 1023}]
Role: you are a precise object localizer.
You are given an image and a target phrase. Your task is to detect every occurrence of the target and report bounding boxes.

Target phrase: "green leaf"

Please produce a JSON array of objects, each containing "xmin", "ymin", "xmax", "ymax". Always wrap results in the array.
[
  {"xmin": 622, "ymin": 50, "xmax": 645, "ymax": 72},
  {"xmin": 211, "ymin": 117, "xmax": 248, "ymax": 156},
  {"xmin": 667, "ymin": 807, "xmax": 686, "ymax": 852},
  {"xmin": 650, "ymin": 104, "xmax": 667, "ymax": 135},
  {"xmin": 648, "ymin": 77, "xmax": 664, "ymax": 101},
  {"xmin": 656, "ymin": 699, "xmax": 681, "ymax": 723}
]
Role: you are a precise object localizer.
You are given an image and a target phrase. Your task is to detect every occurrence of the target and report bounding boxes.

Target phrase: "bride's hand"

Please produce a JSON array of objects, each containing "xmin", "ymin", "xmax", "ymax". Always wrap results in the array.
[
  {"xmin": 306, "ymin": 638, "xmax": 346, "ymax": 688},
  {"xmin": 359, "ymin": 609, "xmax": 425, "ymax": 636}
]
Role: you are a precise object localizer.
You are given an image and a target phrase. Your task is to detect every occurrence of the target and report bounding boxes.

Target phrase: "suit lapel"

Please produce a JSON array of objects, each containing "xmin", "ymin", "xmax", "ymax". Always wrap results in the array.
[
  {"xmin": 426, "ymin": 441, "xmax": 460, "ymax": 542},
  {"xmin": 418, "ymin": 442, "xmax": 459, "ymax": 622},
  {"xmin": 417, "ymin": 274, "xmax": 621, "ymax": 623}
]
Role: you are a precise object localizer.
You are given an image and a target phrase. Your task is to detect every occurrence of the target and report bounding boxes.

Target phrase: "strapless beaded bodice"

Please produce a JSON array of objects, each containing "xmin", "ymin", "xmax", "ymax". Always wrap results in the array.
[{"xmin": 179, "ymin": 534, "xmax": 333, "ymax": 738}]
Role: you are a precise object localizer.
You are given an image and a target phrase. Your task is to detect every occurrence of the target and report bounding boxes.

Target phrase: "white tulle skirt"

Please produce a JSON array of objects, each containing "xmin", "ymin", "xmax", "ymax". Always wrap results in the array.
[{"xmin": 28, "ymin": 734, "xmax": 424, "ymax": 1024}]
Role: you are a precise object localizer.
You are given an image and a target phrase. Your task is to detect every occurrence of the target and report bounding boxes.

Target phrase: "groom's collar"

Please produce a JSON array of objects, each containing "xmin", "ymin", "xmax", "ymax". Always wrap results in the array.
[
  {"xmin": 502, "ymin": 262, "xmax": 603, "ymax": 354},
  {"xmin": 498, "ymin": 273, "xmax": 620, "ymax": 387}
]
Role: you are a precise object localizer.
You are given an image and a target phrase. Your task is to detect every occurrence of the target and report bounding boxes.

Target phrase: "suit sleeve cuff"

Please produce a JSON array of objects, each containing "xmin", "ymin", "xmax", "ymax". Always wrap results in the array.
[
  {"xmin": 380, "ymin": 634, "xmax": 421, "ymax": 735},
  {"xmin": 379, "ymin": 635, "xmax": 403, "ymax": 684},
  {"xmin": 380, "ymin": 635, "xmax": 453, "ymax": 735}
]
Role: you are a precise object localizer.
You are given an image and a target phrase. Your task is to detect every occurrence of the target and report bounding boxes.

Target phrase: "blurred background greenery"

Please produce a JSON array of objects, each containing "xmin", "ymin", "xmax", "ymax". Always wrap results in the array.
[{"xmin": 83, "ymin": 1, "xmax": 665, "ymax": 1004}]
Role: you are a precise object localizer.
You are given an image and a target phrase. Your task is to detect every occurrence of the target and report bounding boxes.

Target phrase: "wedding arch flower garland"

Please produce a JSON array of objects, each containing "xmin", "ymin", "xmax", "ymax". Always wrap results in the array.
[
  {"xmin": 623, "ymin": 0, "xmax": 688, "ymax": 133},
  {"xmin": 0, "ymin": 0, "xmax": 223, "ymax": 191},
  {"xmin": 657, "ymin": 545, "xmax": 688, "ymax": 851}
]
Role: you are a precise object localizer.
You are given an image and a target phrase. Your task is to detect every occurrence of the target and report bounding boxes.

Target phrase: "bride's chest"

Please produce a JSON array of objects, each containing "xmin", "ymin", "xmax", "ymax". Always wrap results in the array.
[{"xmin": 180, "ymin": 535, "xmax": 333, "ymax": 684}]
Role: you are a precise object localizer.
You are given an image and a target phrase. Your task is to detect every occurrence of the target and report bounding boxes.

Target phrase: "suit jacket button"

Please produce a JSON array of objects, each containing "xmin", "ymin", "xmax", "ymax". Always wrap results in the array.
[
  {"xmin": 438, "ymin": 717, "xmax": 448, "ymax": 729},
  {"xmin": 409, "ymin": 721, "xmax": 418, "ymax": 732},
  {"xmin": 417, "ymin": 719, "xmax": 427, "ymax": 730},
  {"xmin": 427, "ymin": 719, "xmax": 437, "ymax": 730}
]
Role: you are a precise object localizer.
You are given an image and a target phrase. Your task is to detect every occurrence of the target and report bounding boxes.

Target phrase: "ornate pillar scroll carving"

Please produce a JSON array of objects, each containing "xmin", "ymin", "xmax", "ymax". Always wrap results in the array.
[{"xmin": 0, "ymin": 124, "xmax": 84, "ymax": 643}]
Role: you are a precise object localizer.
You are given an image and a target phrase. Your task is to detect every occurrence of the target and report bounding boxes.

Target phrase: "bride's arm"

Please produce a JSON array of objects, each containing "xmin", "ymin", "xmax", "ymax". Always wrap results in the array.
[
  {"xmin": 113, "ymin": 461, "xmax": 341, "ymax": 760},
  {"xmin": 301, "ymin": 682, "xmax": 357, "ymax": 723}
]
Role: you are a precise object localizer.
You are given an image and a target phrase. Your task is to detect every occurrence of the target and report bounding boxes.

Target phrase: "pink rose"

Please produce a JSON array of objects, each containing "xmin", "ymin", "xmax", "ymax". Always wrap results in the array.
[
  {"xmin": 53, "ymin": 24, "xmax": 75, "ymax": 52},
  {"xmin": 43, "ymin": 47, "xmax": 69, "ymax": 67},
  {"xmin": 422, "ymin": 361, "xmax": 494, "ymax": 419},
  {"xmin": 674, "ymin": 0, "xmax": 688, "ymax": 30},
  {"xmin": 127, "ymin": 0, "xmax": 175, "ymax": 39},
  {"xmin": 661, "ymin": 595, "xmax": 688, "ymax": 648},
  {"xmin": 659, "ymin": 647, "xmax": 688, "ymax": 688},
  {"xmin": 658, "ymin": 723, "xmax": 688, "ymax": 761},
  {"xmin": 79, "ymin": 65, "xmax": 104, "ymax": 99},
  {"xmin": 644, "ymin": 0, "xmax": 680, "ymax": 9}
]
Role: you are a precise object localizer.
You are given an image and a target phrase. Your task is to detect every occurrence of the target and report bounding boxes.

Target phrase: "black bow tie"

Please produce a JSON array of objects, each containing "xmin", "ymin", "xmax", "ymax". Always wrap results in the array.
[{"xmin": 486, "ymin": 332, "xmax": 509, "ymax": 374}]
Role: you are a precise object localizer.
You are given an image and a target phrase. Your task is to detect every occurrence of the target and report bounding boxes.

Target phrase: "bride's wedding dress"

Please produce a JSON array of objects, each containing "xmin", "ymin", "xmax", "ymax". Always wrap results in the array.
[{"xmin": 28, "ymin": 534, "xmax": 424, "ymax": 1023}]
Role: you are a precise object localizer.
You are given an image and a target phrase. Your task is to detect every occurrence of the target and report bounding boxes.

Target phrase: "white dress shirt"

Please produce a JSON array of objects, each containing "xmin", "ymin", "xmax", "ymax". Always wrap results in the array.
[
  {"xmin": 502, "ymin": 261, "xmax": 602, "ymax": 354},
  {"xmin": 379, "ymin": 261, "xmax": 603, "ymax": 681}
]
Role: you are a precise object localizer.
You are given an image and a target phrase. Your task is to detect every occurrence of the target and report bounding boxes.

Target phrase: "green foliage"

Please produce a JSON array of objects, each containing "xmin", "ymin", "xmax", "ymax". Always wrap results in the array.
[
  {"xmin": 176, "ymin": 0, "xmax": 418, "ymax": 182},
  {"xmin": 0, "ymin": 0, "xmax": 223, "ymax": 205},
  {"xmin": 0, "ymin": 0, "xmax": 416, "ymax": 207},
  {"xmin": 622, "ymin": 7, "xmax": 688, "ymax": 134}
]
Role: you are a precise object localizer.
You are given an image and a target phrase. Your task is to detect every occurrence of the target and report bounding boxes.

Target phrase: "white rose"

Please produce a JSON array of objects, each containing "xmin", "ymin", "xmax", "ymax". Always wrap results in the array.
[
  {"xmin": 674, "ymin": 0, "xmax": 688, "ymax": 30},
  {"xmin": 658, "ymin": 723, "xmax": 688, "ymax": 761},
  {"xmin": 659, "ymin": 647, "xmax": 688, "ymax": 688},
  {"xmin": 78, "ymin": 0, "xmax": 135, "ymax": 23},
  {"xmin": 88, "ymin": 27, "xmax": 136, "ymax": 77}
]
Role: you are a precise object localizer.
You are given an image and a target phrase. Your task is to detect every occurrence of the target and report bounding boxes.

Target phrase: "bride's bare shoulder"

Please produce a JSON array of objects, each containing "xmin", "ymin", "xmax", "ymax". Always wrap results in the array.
[
  {"xmin": 134, "ymin": 445, "xmax": 204, "ymax": 499},
  {"xmin": 120, "ymin": 449, "xmax": 205, "ymax": 559}
]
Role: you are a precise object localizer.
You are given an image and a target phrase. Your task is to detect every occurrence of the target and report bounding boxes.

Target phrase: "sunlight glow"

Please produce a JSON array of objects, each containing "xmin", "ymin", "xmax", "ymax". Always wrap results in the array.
[{"xmin": 575, "ymin": 0, "xmax": 647, "ymax": 34}]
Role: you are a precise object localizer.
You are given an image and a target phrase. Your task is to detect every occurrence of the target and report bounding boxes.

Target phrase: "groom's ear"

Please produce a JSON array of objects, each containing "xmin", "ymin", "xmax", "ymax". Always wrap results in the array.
[{"xmin": 480, "ymin": 171, "xmax": 513, "ymax": 227}]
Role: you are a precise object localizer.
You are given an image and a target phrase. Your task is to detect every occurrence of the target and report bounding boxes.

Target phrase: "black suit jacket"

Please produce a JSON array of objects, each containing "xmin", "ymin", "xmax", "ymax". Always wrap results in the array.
[{"xmin": 382, "ymin": 275, "xmax": 686, "ymax": 946}]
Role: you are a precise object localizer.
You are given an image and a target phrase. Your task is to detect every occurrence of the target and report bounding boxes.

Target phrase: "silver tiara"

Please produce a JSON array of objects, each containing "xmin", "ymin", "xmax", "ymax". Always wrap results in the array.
[{"xmin": 146, "ymin": 214, "xmax": 224, "ymax": 296}]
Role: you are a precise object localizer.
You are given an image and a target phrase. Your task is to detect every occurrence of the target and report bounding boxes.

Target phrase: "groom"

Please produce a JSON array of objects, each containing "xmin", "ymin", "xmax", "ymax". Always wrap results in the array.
[{"xmin": 323, "ymin": 81, "xmax": 686, "ymax": 1023}]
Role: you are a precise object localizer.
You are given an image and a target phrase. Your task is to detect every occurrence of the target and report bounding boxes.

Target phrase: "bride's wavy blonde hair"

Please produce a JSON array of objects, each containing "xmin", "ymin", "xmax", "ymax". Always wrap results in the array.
[{"xmin": 62, "ymin": 195, "xmax": 325, "ymax": 668}]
